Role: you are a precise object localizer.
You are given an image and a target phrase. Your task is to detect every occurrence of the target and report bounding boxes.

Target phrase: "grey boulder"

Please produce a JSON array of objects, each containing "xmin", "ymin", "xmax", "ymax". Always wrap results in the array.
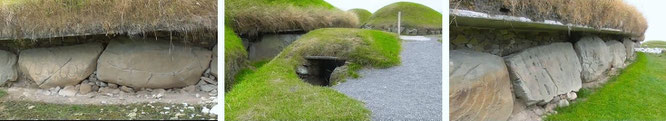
[
  {"xmin": 450, "ymin": 50, "xmax": 513, "ymax": 121},
  {"xmin": 96, "ymin": 38, "xmax": 212, "ymax": 89},
  {"xmin": 504, "ymin": 42, "xmax": 582, "ymax": 105},
  {"xmin": 210, "ymin": 45, "xmax": 218, "ymax": 77},
  {"xmin": 0, "ymin": 50, "xmax": 18, "ymax": 86},
  {"xmin": 606, "ymin": 40, "xmax": 627, "ymax": 69},
  {"xmin": 623, "ymin": 39, "xmax": 636, "ymax": 60},
  {"xmin": 574, "ymin": 36, "xmax": 611, "ymax": 82},
  {"xmin": 19, "ymin": 43, "xmax": 104, "ymax": 88}
]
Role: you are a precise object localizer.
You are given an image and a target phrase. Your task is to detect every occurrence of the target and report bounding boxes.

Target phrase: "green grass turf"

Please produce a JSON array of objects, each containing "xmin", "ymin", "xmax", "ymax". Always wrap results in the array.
[
  {"xmin": 546, "ymin": 53, "xmax": 666, "ymax": 120},
  {"xmin": 366, "ymin": 2, "xmax": 442, "ymax": 29},
  {"xmin": 225, "ymin": 28, "xmax": 401, "ymax": 120}
]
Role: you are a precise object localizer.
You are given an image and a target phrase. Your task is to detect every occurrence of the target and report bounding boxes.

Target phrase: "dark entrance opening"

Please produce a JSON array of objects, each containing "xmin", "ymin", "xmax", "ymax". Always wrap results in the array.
[{"xmin": 297, "ymin": 56, "xmax": 346, "ymax": 86}]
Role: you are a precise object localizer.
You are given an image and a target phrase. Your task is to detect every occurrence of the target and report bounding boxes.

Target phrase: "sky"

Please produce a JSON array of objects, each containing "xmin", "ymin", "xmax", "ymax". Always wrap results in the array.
[
  {"xmin": 324, "ymin": 0, "xmax": 442, "ymax": 13},
  {"xmin": 625, "ymin": 0, "xmax": 664, "ymax": 41}
]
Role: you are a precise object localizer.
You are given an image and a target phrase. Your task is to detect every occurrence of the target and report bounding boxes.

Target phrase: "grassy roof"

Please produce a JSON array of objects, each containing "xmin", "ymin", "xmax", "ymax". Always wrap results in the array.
[
  {"xmin": 0, "ymin": 0, "xmax": 216, "ymax": 40},
  {"xmin": 366, "ymin": 2, "xmax": 442, "ymax": 29},
  {"xmin": 451, "ymin": 0, "xmax": 648, "ymax": 39},
  {"xmin": 225, "ymin": 0, "xmax": 358, "ymax": 36},
  {"xmin": 225, "ymin": 28, "xmax": 401, "ymax": 120},
  {"xmin": 348, "ymin": 8, "xmax": 372, "ymax": 25}
]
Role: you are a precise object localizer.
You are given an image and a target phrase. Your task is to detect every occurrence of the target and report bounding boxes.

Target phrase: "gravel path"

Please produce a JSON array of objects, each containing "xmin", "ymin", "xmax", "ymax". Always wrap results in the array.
[{"xmin": 333, "ymin": 37, "xmax": 442, "ymax": 121}]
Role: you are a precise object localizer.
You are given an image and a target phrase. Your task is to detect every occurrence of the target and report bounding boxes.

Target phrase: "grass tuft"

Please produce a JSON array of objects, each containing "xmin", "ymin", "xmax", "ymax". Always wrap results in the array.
[
  {"xmin": 225, "ymin": 0, "xmax": 358, "ymax": 36},
  {"xmin": 225, "ymin": 28, "xmax": 401, "ymax": 120},
  {"xmin": 0, "ymin": 0, "xmax": 216, "ymax": 40}
]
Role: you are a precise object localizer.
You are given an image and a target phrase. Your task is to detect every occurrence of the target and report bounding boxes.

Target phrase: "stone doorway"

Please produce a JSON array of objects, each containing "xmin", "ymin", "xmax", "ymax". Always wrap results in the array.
[{"xmin": 296, "ymin": 56, "xmax": 346, "ymax": 86}]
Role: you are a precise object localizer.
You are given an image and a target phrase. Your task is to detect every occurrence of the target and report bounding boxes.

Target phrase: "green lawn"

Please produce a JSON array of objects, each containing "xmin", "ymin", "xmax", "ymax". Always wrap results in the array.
[
  {"xmin": 225, "ymin": 28, "xmax": 401, "ymax": 120},
  {"xmin": 546, "ymin": 53, "xmax": 666, "ymax": 120},
  {"xmin": 641, "ymin": 40, "xmax": 666, "ymax": 48}
]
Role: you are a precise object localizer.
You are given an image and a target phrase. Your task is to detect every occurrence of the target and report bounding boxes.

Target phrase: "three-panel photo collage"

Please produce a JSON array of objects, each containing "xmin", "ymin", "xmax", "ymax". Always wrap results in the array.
[{"xmin": 0, "ymin": 0, "xmax": 654, "ymax": 120}]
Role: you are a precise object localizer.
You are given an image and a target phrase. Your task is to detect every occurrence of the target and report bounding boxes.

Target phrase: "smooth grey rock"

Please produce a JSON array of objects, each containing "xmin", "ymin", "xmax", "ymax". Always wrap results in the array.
[
  {"xmin": 96, "ymin": 39, "xmax": 212, "ymax": 89},
  {"xmin": 210, "ymin": 45, "xmax": 218, "ymax": 77},
  {"xmin": 79, "ymin": 83, "xmax": 92, "ymax": 95},
  {"xmin": 297, "ymin": 65, "xmax": 308, "ymax": 75},
  {"xmin": 574, "ymin": 36, "xmax": 611, "ymax": 82},
  {"xmin": 504, "ymin": 42, "xmax": 582, "ymax": 105},
  {"xmin": 450, "ymin": 50, "xmax": 513, "ymax": 121},
  {"xmin": 199, "ymin": 84, "xmax": 216, "ymax": 92},
  {"xmin": 58, "ymin": 85, "xmax": 78, "ymax": 97},
  {"xmin": 606, "ymin": 40, "xmax": 627, "ymax": 69},
  {"xmin": 0, "ymin": 50, "xmax": 18, "ymax": 86},
  {"xmin": 120, "ymin": 86, "xmax": 134, "ymax": 93},
  {"xmin": 19, "ymin": 43, "xmax": 104, "ymax": 88},
  {"xmin": 624, "ymin": 39, "xmax": 636, "ymax": 60},
  {"xmin": 567, "ymin": 92, "xmax": 577, "ymax": 101},
  {"xmin": 557, "ymin": 100, "xmax": 570, "ymax": 107},
  {"xmin": 248, "ymin": 34, "xmax": 302, "ymax": 61}
]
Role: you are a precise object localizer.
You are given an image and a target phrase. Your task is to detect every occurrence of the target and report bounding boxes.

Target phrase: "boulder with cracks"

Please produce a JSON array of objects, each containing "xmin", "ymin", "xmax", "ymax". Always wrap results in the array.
[{"xmin": 18, "ymin": 43, "xmax": 104, "ymax": 88}]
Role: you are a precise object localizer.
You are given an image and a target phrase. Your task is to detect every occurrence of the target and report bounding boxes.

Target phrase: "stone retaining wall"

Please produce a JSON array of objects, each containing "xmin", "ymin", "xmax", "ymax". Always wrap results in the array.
[
  {"xmin": 450, "ymin": 27, "xmax": 640, "ymax": 121},
  {"xmin": 0, "ymin": 37, "xmax": 218, "ymax": 93}
]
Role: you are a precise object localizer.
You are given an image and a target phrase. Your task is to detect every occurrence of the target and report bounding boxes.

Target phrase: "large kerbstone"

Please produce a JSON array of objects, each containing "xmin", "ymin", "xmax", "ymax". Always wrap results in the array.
[
  {"xmin": 211, "ymin": 45, "xmax": 218, "ymax": 77},
  {"xmin": 0, "ymin": 50, "xmax": 18, "ymax": 86},
  {"xmin": 248, "ymin": 34, "xmax": 302, "ymax": 61},
  {"xmin": 504, "ymin": 42, "xmax": 582, "ymax": 105},
  {"xmin": 606, "ymin": 40, "xmax": 627, "ymax": 69},
  {"xmin": 623, "ymin": 39, "xmax": 636, "ymax": 60},
  {"xmin": 19, "ymin": 43, "xmax": 104, "ymax": 88},
  {"xmin": 574, "ymin": 36, "xmax": 611, "ymax": 82},
  {"xmin": 96, "ymin": 39, "xmax": 212, "ymax": 89},
  {"xmin": 450, "ymin": 50, "xmax": 513, "ymax": 121}
]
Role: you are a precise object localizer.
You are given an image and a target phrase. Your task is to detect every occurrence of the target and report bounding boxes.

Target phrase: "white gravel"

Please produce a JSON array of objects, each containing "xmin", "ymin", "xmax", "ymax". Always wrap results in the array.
[{"xmin": 334, "ymin": 39, "xmax": 442, "ymax": 120}]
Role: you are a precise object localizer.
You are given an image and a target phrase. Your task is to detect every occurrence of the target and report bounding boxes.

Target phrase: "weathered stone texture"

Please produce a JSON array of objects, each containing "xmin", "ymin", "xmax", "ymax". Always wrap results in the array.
[
  {"xmin": 210, "ymin": 45, "xmax": 218, "ymax": 77},
  {"xmin": 248, "ymin": 34, "xmax": 301, "ymax": 61},
  {"xmin": 623, "ymin": 39, "xmax": 636, "ymax": 60},
  {"xmin": 96, "ymin": 39, "xmax": 212, "ymax": 89},
  {"xmin": 19, "ymin": 43, "xmax": 104, "ymax": 88},
  {"xmin": 450, "ymin": 50, "xmax": 513, "ymax": 121},
  {"xmin": 606, "ymin": 40, "xmax": 627, "ymax": 69},
  {"xmin": 574, "ymin": 36, "xmax": 611, "ymax": 82},
  {"xmin": 504, "ymin": 43, "xmax": 582, "ymax": 105},
  {"xmin": 0, "ymin": 50, "xmax": 18, "ymax": 86}
]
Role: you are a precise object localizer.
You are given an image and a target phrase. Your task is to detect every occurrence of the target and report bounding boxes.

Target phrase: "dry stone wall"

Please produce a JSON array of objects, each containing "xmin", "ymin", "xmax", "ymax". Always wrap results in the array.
[
  {"xmin": 0, "ymin": 36, "xmax": 218, "ymax": 93},
  {"xmin": 450, "ymin": 26, "xmax": 640, "ymax": 121}
]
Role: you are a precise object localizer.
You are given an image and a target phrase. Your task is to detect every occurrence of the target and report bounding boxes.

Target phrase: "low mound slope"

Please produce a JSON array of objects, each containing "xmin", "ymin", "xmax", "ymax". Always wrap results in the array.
[
  {"xmin": 641, "ymin": 41, "xmax": 666, "ymax": 48},
  {"xmin": 0, "ymin": 0, "xmax": 216, "ymax": 40},
  {"xmin": 348, "ymin": 8, "xmax": 372, "ymax": 25},
  {"xmin": 225, "ymin": 0, "xmax": 359, "ymax": 36},
  {"xmin": 451, "ymin": 0, "xmax": 648, "ymax": 39},
  {"xmin": 225, "ymin": 28, "xmax": 401, "ymax": 120},
  {"xmin": 224, "ymin": 25, "xmax": 247, "ymax": 91},
  {"xmin": 366, "ymin": 2, "xmax": 442, "ymax": 30}
]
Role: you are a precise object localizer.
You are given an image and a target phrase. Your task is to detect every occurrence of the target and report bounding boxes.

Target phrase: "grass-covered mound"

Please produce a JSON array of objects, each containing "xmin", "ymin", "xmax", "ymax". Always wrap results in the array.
[
  {"xmin": 225, "ymin": 28, "xmax": 401, "ymax": 120},
  {"xmin": 224, "ymin": 25, "xmax": 247, "ymax": 92},
  {"xmin": 546, "ymin": 53, "xmax": 666, "ymax": 120},
  {"xmin": 348, "ymin": 9, "xmax": 372, "ymax": 25},
  {"xmin": 366, "ymin": 2, "xmax": 442, "ymax": 30},
  {"xmin": 0, "ymin": 0, "xmax": 216, "ymax": 40},
  {"xmin": 641, "ymin": 41, "xmax": 666, "ymax": 48},
  {"xmin": 225, "ymin": 0, "xmax": 359, "ymax": 36}
]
